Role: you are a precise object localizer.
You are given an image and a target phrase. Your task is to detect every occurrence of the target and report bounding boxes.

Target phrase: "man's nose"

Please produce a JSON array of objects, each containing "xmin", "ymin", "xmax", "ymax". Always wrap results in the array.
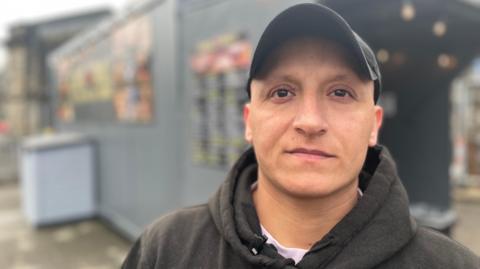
[{"xmin": 292, "ymin": 96, "xmax": 328, "ymax": 136}]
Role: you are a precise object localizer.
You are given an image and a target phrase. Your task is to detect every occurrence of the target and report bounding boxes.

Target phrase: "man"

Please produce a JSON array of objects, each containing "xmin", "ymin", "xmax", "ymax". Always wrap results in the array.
[{"xmin": 122, "ymin": 3, "xmax": 479, "ymax": 268}]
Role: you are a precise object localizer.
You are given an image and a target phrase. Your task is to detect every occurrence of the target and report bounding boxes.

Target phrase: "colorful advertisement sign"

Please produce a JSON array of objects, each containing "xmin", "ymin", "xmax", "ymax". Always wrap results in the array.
[{"xmin": 53, "ymin": 14, "xmax": 154, "ymax": 123}]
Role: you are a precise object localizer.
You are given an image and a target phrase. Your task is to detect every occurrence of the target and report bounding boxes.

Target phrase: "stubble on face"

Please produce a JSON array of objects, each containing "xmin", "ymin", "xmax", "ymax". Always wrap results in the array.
[{"xmin": 244, "ymin": 37, "xmax": 383, "ymax": 201}]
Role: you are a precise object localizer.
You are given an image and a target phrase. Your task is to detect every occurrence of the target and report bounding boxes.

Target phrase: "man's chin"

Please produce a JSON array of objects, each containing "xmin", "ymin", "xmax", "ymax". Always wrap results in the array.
[
  {"xmin": 275, "ymin": 179, "xmax": 338, "ymax": 199},
  {"xmin": 282, "ymin": 188, "xmax": 337, "ymax": 200}
]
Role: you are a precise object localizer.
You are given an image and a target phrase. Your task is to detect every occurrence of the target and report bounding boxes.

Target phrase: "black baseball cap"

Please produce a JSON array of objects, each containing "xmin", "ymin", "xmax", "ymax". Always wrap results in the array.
[{"xmin": 247, "ymin": 3, "xmax": 382, "ymax": 103}]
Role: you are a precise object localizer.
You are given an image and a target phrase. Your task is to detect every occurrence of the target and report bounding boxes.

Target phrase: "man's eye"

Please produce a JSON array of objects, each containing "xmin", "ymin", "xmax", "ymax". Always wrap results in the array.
[
  {"xmin": 331, "ymin": 89, "xmax": 351, "ymax": 98},
  {"xmin": 271, "ymin": 88, "xmax": 293, "ymax": 98}
]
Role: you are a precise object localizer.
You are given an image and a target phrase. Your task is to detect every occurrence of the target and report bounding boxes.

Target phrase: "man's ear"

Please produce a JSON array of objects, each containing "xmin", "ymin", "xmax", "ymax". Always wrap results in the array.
[
  {"xmin": 243, "ymin": 103, "xmax": 253, "ymax": 144},
  {"xmin": 368, "ymin": 105, "xmax": 383, "ymax": 146}
]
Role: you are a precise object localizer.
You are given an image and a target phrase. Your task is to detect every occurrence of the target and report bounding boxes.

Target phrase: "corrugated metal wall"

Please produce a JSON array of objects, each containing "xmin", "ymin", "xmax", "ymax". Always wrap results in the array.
[{"xmin": 56, "ymin": 0, "xmax": 181, "ymax": 238}]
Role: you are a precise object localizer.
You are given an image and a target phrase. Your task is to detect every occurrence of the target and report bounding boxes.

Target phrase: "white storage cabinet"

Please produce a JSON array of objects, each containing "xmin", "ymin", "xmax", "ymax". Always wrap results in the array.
[{"xmin": 20, "ymin": 133, "xmax": 96, "ymax": 226}]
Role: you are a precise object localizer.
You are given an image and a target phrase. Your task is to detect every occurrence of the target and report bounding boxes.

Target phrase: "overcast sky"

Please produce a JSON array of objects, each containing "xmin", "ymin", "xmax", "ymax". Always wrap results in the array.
[{"xmin": 0, "ymin": 0, "xmax": 129, "ymax": 68}]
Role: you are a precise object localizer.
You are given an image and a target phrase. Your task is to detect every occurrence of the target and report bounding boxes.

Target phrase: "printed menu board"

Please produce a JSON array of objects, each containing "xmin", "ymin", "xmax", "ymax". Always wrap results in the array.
[{"xmin": 190, "ymin": 33, "xmax": 252, "ymax": 168}]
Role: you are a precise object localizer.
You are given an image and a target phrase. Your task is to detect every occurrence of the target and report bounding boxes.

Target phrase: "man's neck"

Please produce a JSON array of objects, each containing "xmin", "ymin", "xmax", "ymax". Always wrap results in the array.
[{"xmin": 252, "ymin": 177, "xmax": 360, "ymax": 250}]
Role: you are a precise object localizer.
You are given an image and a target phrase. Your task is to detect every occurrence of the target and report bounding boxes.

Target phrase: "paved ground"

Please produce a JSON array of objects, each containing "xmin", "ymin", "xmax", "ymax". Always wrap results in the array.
[
  {"xmin": 452, "ymin": 202, "xmax": 480, "ymax": 255},
  {"xmin": 0, "ymin": 182, "xmax": 479, "ymax": 269},
  {"xmin": 0, "ymin": 182, "xmax": 131, "ymax": 269},
  {"xmin": 452, "ymin": 187, "xmax": 480, "ymax": 255}
]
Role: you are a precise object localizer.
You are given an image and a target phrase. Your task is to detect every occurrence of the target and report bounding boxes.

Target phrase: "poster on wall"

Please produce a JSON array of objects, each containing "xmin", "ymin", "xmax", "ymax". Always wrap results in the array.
[
  {"xmin": 190, "ymin": 33, "xmax": 252, "ymax": 169},
  {"xmin": 56, "ymin": 38, "xmax": 114, "ymax": 122},
  {"xmin": 112, "ymin": 15, "xmax": 154, "ymax": 123},
  {"xmin": 53, "ymin": 13, "xmax": 155, "ymax": 124}
]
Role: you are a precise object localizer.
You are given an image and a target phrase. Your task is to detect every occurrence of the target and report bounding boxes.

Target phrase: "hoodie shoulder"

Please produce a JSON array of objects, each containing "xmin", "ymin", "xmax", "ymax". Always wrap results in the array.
[
  {"xmin": 379, "ymin": 226, "xmax": 480, "ymax": 268},
  {"xmin": 122, "ymin": 204, "xmax": 219, "ymax": 269},
  {"xmin": 412, "ymin": 227, "xmax": 479, "ymax": 267},
  {"xmin": 146, "ymin": 204, "xmax": 212, "ymax": 240}
]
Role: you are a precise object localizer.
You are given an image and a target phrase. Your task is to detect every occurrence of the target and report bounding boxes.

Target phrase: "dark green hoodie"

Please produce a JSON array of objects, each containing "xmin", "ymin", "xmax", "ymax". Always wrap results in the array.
[{"xmin": 122, "ymin": 146, "xmax": 480, "ymax": 268}]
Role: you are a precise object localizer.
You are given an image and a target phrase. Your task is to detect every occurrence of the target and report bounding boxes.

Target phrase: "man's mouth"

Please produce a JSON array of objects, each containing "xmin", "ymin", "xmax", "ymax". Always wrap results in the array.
[{"xmin": 286, "ymin": 148, "xmax": 336, "ymax": 159}]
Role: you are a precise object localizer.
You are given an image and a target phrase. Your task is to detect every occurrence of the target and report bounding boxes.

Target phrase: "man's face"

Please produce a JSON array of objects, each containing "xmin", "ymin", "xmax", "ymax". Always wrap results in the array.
[{"xmin": 244, "ymin": 38, "xmax": 383, "ymax": 199}]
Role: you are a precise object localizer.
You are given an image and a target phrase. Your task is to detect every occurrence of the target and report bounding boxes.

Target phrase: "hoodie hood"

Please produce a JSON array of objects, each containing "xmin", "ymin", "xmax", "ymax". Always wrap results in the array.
[{"xmin": 208, "ymin": 146, "xmax": 416, "ymax": 268}]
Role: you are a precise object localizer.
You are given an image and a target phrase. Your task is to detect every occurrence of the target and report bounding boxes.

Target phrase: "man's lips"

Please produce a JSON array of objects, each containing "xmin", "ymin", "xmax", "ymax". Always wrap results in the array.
[{"xmin": 286, "ymin": 148, "xmax": 336, "ymax": 158}]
